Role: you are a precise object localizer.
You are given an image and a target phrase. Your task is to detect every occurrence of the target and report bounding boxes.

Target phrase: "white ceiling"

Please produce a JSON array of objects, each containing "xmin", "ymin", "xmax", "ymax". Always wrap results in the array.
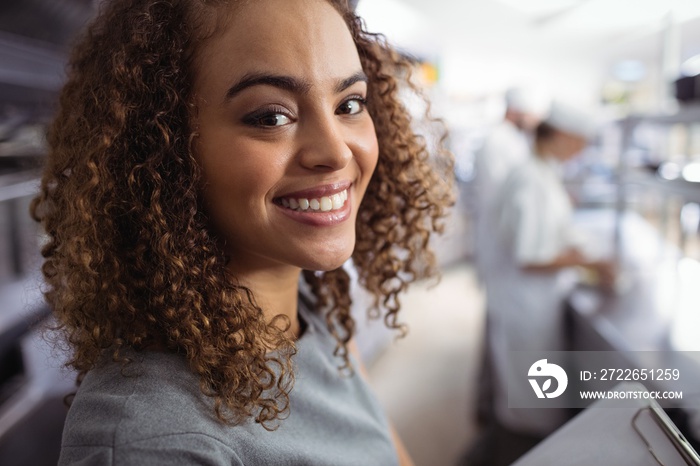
[
  {"xmin": 357, "ymin": 0, "xmax": 700, "ymax": 100},
  {"xmin": 359, "ymin": 0, "xmax": 700, "ymax": 61}
]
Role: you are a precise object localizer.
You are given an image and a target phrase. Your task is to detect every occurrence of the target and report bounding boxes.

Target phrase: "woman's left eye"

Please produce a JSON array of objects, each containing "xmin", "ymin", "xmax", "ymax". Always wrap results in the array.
[{"xmin": 336, "ymin": 97, "xmax": 366, "ymax": 116}]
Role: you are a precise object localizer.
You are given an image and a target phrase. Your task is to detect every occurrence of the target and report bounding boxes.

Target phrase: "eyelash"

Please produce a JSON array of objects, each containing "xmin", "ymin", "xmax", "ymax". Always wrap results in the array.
[
  {"xmin": 241, "ymin": 95, "xmax": 368, "ymax": 128},
  {"xmin": 242, "ymin": 105, "xmax": 292, "ymax": 128},
  {"xmin": 336, "ymin": 95, "xmax": 368, "ymax": 116}
]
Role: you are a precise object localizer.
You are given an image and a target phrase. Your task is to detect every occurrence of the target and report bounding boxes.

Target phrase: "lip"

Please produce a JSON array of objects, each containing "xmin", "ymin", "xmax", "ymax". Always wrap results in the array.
[
  {"xmin": 275, "ymin": 180, "xmax": 352, "ymax": 201},
  {"xmin": 273, "ymin": 181, "xmax": 353, "ymax": 227}
]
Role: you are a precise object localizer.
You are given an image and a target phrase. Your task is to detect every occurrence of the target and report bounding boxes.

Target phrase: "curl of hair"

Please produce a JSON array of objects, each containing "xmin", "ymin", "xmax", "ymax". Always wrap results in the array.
[{"xmin": 30, "ymin": 0, "xmax": 454, "ymax": 428}]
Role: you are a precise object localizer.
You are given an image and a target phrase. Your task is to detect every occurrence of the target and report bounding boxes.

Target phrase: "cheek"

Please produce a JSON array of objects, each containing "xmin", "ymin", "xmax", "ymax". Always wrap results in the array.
[
  {"xmin": 563, "ymin": 140, "xmax": 583, "ymax": 158},
  {"xmin": 199, "ymin": 135, "xmax": 285, "ymax": 189},
  {"xmin": 196, "ymin": 141, "xmax": 271, "ymax": 225},
  {"xmin": 356, "ymin": 121, "xmax": 379, "ymax": 177}
]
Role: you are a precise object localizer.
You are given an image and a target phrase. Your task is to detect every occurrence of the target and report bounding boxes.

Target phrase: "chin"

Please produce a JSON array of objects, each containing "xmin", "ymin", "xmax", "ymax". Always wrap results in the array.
[
  {"xmin": 297, "ymin": 234, "xmax": 356, "ymax": 272},
  {"xmin": 301, "ymin": 246, "xmax": 354, "ymax": 273},
  {"xmin": 307, "ymin": 256, "xmax": 352, "ymax": 273}
]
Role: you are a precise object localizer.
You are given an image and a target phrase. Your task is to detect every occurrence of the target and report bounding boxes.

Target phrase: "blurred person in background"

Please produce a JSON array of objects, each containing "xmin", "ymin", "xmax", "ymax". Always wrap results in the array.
[
  {"xmin": 470, "ymin": 87, "xmax": 549, "ymax": 445},
  {"xmin": 468, "ymin": 102, "xmax": 616, "ymax": 466},
  {"xmin": 473, "ymin": 87, "xmax": 549, "ymax": 286}
]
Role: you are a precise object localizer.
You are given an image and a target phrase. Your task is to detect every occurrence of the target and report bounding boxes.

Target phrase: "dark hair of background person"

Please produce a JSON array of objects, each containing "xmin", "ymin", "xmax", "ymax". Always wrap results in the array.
[
  {"xmin": 30, "ymin": 0, "xmax": 454, "ymax": 429},
  {"xmin": 535, "ymin": 121, "xmax": 557, "ymax": 142}
]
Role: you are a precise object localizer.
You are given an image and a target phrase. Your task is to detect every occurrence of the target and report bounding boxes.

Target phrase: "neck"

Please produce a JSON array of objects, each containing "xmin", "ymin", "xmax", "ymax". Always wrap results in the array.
[{"xmin": 227, "ymin": 262, "xmax": 302, "ymax": 338}]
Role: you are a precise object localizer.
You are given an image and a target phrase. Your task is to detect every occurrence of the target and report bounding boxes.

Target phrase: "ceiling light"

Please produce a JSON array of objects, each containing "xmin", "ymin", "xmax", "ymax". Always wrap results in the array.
[{"xmin": 682, "ymin": 162, "xmax": 700, "ymax": 183}]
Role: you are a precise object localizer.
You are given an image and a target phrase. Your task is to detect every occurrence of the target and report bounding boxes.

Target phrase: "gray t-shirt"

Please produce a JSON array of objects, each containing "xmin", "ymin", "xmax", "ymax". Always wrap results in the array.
[{"xmin": 58, "ymin": 302, "xmax": 399, "ymax": 465}]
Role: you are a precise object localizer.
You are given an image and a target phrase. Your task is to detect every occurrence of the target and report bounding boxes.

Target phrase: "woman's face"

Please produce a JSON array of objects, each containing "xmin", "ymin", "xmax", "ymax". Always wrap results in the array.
[{"xmin": 193, "ymin": 0, "xmax": 378, "ymax": 275}]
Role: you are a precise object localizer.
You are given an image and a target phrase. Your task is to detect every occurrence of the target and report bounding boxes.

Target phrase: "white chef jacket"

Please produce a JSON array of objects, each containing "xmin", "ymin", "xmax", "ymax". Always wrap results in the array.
[
  {"xmin": 486, "ymin": 154, "xmax": 579, "ymax": 435},
  {"xmin": 474, "ymin": 120, "xmax": 531, "ymax": 284}
]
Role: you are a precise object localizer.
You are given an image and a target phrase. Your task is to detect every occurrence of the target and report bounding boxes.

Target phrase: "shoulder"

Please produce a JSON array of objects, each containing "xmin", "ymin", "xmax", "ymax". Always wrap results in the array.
[
  {"xmin": 59, "ymin": 351, "xmax": 243, "ymax": 465},
  {"xmin": 480, "ymin": 122, "xmax": 521, "ymax": 152},
  {"xmin": 500, "ymin": 158, "xmax": 537, "ymax": 194},
  {"xmin": 59, "ymin": 432, "xmax": 242, "ymax": 465}
]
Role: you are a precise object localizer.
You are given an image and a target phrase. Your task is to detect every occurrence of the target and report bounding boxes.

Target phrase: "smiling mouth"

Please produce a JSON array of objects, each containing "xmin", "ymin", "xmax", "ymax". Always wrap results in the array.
[{"xmin": 275, "ymin": 188, "xmax": 349, "ymax": 212}]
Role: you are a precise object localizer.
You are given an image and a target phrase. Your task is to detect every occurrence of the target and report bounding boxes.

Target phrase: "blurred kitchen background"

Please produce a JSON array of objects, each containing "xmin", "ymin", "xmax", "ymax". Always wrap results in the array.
[{"xmin": 3, "ymin": 0, "xmax": 700, "ymax": 465}]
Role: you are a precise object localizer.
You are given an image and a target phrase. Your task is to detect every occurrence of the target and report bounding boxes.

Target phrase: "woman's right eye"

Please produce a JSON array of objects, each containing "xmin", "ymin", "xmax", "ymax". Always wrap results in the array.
[{"xmin": 242, "ymin": 108, "xmax": 293, "ymax": 127}]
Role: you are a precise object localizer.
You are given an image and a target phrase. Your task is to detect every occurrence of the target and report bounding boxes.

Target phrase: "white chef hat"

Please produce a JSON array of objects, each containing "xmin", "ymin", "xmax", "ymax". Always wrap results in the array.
[
  {"xmin": 505, "ymin": 87, "xmax": 550, "ymax": 116},
  {"xmin": 544, "ymin": 101, "xmax": 598, "ymax": 140}
]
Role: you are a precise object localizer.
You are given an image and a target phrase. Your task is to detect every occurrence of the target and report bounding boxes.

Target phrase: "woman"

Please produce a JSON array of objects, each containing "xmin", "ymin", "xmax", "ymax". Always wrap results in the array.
[{"xmin": 30, "ymin": 0, "xmax": 453, "ymax": 464}]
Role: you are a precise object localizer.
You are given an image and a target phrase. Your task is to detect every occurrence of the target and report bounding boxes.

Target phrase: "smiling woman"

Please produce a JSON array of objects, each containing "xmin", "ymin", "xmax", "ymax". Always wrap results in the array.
[
  {"xmin": 194, "ymin": 0, "xmax": 379, "ymax": 289},
  {"xmin": 30, "ymin": 0, "xmax": 453, "ymax": 464}
]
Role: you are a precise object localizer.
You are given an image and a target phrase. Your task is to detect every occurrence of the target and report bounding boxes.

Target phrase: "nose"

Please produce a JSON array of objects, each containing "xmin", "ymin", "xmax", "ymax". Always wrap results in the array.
[{"xmin": 298, "ymin": 113, "xmax": 353, "ymax": 171}]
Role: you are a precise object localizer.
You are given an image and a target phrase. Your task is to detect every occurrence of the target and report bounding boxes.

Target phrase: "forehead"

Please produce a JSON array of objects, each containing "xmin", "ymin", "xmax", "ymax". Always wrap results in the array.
[{"xmin": 193, "ymin": 0, "xmax": 361, "ymax": 92}]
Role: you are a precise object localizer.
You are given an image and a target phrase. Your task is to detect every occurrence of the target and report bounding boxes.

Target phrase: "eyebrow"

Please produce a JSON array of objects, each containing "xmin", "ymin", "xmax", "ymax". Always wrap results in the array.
[
  {"xmin": 224, "ymin": 70, "xmax": 368, "ymax": 101},
  {"xmin": 335, "ymin": 71, "xmax": 368, "ymax": 93}
]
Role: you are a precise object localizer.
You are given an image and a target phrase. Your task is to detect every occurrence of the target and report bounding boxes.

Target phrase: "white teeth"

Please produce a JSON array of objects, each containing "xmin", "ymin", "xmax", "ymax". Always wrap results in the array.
[
  {"xmin": 320, "ymin": 197, "xmax": 332, "ymax": 211},
  {"xmin": 279, "ymin": 189, "xmax": 349, "ymax": 213}
]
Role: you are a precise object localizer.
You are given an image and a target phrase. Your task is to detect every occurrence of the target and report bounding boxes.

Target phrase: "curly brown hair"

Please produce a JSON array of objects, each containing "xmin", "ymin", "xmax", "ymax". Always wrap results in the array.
[{"xmin": 31, "ymin": 0, "xmax": 454, "ymax": 429}]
